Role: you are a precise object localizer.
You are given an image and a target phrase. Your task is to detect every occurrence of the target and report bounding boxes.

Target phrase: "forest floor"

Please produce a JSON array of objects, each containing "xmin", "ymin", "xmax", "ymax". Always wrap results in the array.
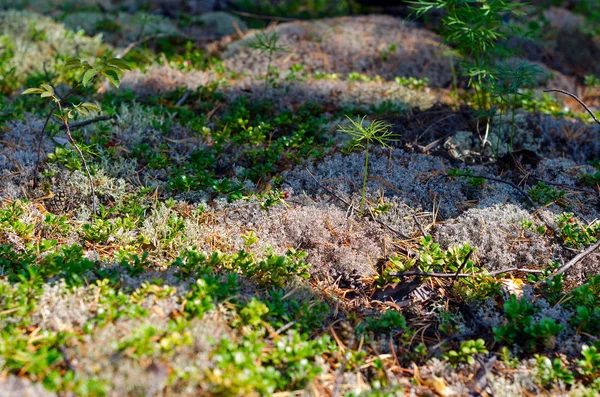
[{"xmin": 1, "ymin": 1, "xmax": 600, "ymax": 396}]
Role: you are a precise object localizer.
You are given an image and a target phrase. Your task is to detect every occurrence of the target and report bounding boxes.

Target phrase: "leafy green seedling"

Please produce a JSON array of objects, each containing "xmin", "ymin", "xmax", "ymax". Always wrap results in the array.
[
  {"xmin": 491, "ymin": 61, "xmax": 543, "ymax": 151},
  {"xmin": 338, "ymin": 116, "xmax": 397, "ymax": 214},
  {"xmin": 528, "ymin": 181, "xmax": 566, "ymax": 206},
  {"xmin": 443, "ymin": 339, "xmax": 488, "ymax": 367},
  {"xmin": 577, "ymin": 344, "xmax": 600, "ymax": 383},
  {"xmin": 493, "ymin": 295, "xmax": 563, "ymax": 352},
  {"xmin": 557, "ymin": 213, "xmax": 599, "ymax": 248},
  {"xmin": 22, "ymin": 57, "xmax": 131, "ymax": 214},
  {"xmin": 535, "ymin": 355, "xmax": 575, "ymax": 387}
]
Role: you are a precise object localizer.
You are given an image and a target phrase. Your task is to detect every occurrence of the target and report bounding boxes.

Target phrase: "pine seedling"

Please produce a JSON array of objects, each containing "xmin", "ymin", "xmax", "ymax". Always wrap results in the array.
[
  {"xmin": 491, "ymin": 60, "xmax": 543, "ymax": 151},
  {"xmin": 245, "ymin": 30, "xmax": 289, "ymax": 103},
  {"xmin": 410, "ymin": 0, "xmax": 521, "ymax": 112},
  {"xmin": 338, "ymin": 116, "xmax": 397, "ymax": 214},
  {"xmin": 22, "ymin": 57, "xmax": 131, "ymax": 216}
]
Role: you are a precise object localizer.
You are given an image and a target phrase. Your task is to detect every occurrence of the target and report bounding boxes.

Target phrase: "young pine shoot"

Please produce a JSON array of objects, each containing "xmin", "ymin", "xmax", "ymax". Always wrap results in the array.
[
  {"xmin": 245, "ymin": 30, "xmax": 289, "ymax": 103},
  {"xmin": 491, "ymin": 61, "xmax": 543, "ymax": 151},
  {"xmin": 338, "ymin": 116, "xmax": 397, "ymax": 214}
]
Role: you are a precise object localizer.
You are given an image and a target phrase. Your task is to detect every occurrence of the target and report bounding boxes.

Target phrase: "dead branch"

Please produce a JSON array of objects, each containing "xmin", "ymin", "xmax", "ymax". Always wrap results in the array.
[
  {"xmin": 536, "ymin": 239, "xmax": 600, "ymax": 286},
  {"xmin": 445, "ymin": 173, "xmax": 537, "ymax": 209},
  {"xmin": 544, "ymin": 89, "xmax": 600, "ymax": 126},
  {"xmin": 305, "ymin": 167, "xmax": 352, "ymax": 207},
  {"xmin": 59, "ymin": 115, "xmax": 114, "ymax": 130},
  {"xmin": 117, "ymin": 33, "xmax": 171, "ymax": 59},
  {"xmin": 412, "ymin": 213, "xmax": 428, "ymax": 237}
]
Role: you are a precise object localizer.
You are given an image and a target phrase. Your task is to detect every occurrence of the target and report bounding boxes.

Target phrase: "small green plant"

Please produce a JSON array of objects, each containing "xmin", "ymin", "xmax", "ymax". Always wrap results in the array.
[
  {"xmin": 577, "ymin": 344, "xmax": 600, "ymax": 383},
  {"xmin": 410, "ymin": 0, "xmax": 521, "ymax": 112},
  {"xmin": 557, "ymin": 213, "xmax": 599, "ymax": 248},
  {"xmin": 443, "ymin": 339, "xmax": 488, "ymax": 367},
  {"xmin": 411, "ymin": 0, "xmax": 542, "ymax": 153},
  {"xmin": 245, "ymin": 30, "xmax": 288, "ymax": 102},
  {"xmin": 491, "ymin": 61, "xmax": 543, "ymax": 151},
  {"xmin": 394, "ymin": 76, "xmax": 429, "ymax": 90},
  {"xmin": 380, "ymin": 43, "xmax": 397, "ymax": 62},
  {"xmin": 528, "ymin": 181, "xmax": 566, "ymax": 206},
  {"xmin": 564, "ymin": 275, "xmax": 600, "ymax": 334},
  {"xmin": 338, "ymin": 116, "xmax": 397, "ymax": 214},
  {"xmin": 493, "ymin": 295, "xmax": 563, "ymax": 352},
  {"xmin": 362, "ymin": 310, "xmax": 407, "ymax": 333},
  {"xmin": 535, "ymin": 355, "xmax": 575, "ymax": 387},
  {"xmin": 22, "ymin": 57, "xmax": 131, "ymax": 214},
  {"xmin": 580, "ymin": 171, "xmax": 600, "ymax": 187},
  {"xmin": 521, "ymin": 218, "xmax": 548, "ymax": 236},
  {"xmin": 447, "ymin": 168, "xmax": 485, "ymax": 187}
]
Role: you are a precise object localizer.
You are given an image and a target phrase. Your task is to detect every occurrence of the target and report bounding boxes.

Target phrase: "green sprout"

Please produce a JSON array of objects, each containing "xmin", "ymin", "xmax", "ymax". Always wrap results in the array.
[
  {"xmin": 338, "ymin": 116, "xmax": 397, "ymax": 214},
  {"xmin": 245, "ymin": 30, "xmax": 289, "ymax": 103}
]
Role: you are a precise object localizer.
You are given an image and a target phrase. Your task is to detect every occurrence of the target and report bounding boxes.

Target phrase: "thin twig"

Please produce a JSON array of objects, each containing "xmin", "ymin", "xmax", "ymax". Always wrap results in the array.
[
  {"xmin": 229, "ymin": 10, "xmax": 297, "ymax": 22},
  {"xmin": 389, "ymin": 267, "xmax": 544, "ymax": 278},
  {"xmin": 175, "ymin": 90, "xmax": 191, "ymax": 107},
  {"xmin": 305, "ymin": 167, "xmax": 351, "ymax": 207},
  {"xmin": 117, "ymin": 33, "xmax": 171, "ymax": 59},
  {"xmin": 536, "ymin": 239, "xmax": 600, "ymax": 286},
  {"xmin": 450, "ymin": 249, "xmax": 473, "ymax": 289},
  {"xmin": 59, "ymin": 345, "xmax": 76, "ymax": 372},
  {"xmin": 59, "ymin": 115, "xmax": 114, "ymax": 130},
  {"xmin": 64, "ymin": 121, "xmax": 96, "ymax": 216},
  {"xmin": 34, "ymin": 104, "xmax": 58, "ymax": 187},
  {"xmin": 544, "ymin": 89, "xmax": 600, "ymax": 126},
  {"xmin": 444, "ymin": 173, "xmax": 537, "ymax": 209},
  {"xmin": 412, "ymin": 213, "xmax": 428, "ymax": 237},
  {"xmin": 367, "ymin": 206, "xmax": 411, "ymax": 239},
  {"xmin": 34, "ymin": 88, "xmax": 74, "ymax": 188}
]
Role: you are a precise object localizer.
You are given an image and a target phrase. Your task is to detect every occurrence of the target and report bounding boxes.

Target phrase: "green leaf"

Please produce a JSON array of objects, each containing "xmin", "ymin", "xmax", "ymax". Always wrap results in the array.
[
  {"xmin": 81, "ymin": 68, "xmax": 99, "ymax": 87},
  {"xmin": 100, "ymin": 65, "xmax": 125, "ymax": 79},
  {"xmin": 40, "ymin": 84, "xmax": 55, "ymax": 94},
  {"xmin": 21, "ymin": 88, "xmax": 44, "ymax": 95},
  {"xmin": 64, "ymin": 58, "xmax": 83, "ymax": 71},
  {"xmin": 81, "ymin": 102, "xmax": 101, "ymax": 112},
  {"xmin": 105, "ymin": 58, "xmax": 132, "ymax": 71},
  {"xmin": 101, "ymin": 69, "xmax": 121, "ymax": 88}
]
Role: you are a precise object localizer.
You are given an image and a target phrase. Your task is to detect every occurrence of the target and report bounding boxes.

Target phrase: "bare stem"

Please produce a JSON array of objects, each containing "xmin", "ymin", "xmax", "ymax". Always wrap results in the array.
[
  {"xmin": 63, "ymin": 121, "xmax": 96, "ymax": 216},
  {"xmin": 34, "ymin": 89, "xmax": 74, "ymax": 187},
  {"xmin": 544, "ymin": 89, "xmax": 600, "ymax": 126},
  {"xmin": 361, "ymin": 141, "xmax": 369, "ymax": 215}
]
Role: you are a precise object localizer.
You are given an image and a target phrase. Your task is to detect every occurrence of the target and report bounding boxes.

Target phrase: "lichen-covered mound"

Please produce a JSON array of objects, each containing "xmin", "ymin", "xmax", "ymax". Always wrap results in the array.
[{"xmin": 223, "ymin": 15, "xmax": 456, "ymax": 87}]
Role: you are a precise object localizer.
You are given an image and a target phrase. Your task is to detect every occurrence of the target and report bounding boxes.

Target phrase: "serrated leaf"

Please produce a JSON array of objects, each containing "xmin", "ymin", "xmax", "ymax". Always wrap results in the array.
[{"xmin": 82, "ymin": 68, "xmax": 99, "ymax": 87}]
